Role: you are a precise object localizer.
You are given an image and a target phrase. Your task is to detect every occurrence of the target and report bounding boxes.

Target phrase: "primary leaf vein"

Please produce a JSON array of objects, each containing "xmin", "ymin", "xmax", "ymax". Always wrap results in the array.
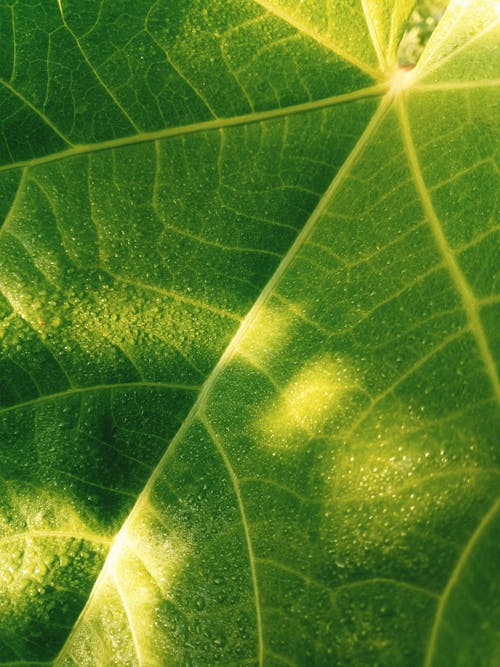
[
  {"xmin": 0, "ymin": 84, "xmax": 386, "ymax": 174},
  {"xmin": 397, "ymin": 95, "xmax": 500, "ymax": 403},
  {"xmin": 360, "ymin": 0, "xmax": 386, "ymax": 69}
]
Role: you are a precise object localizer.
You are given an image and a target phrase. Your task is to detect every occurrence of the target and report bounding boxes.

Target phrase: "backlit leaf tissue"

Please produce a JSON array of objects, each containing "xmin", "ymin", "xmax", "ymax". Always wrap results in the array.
[{"xmin": 0, "ymin": 1, "xmax": 498, "ymax": 665}]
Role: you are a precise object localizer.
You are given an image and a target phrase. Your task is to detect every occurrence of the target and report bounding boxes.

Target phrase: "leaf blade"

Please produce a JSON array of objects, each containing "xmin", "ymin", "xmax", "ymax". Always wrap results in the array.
[{"xmin": 1, "ymin": 1, "xmax": 498, "ymax": 665}]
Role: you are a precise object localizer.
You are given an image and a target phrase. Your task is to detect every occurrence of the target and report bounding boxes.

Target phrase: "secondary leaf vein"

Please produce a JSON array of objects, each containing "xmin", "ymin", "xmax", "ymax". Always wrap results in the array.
[
  {"xmin": 0, "ymin": 381, "xmax": 200, "ymax": 416},
  {"xmin": 201, "ymin": 414, "xmax": 264, "ymax": 666},
  {"xmin": 252, "ymin": 0, "xmax": 382, "ymax": 79},
  {"xmin": 424, "ymin": 496, "xmax": 500, "ymax": 667}
]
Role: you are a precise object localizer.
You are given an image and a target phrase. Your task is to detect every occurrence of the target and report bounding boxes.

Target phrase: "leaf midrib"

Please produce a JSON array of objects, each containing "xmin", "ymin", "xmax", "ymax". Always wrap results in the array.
[
  {"xmin": 134, "ymin": 93, "xmax": 393, "ymax": 499},
  {"xmin": 57, "ymin": 74, "xmax": 500, "ymax": 660}
]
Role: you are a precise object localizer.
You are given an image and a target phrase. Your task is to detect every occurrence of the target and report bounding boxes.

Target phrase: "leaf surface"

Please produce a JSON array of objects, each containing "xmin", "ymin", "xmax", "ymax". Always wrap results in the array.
[{"xmin": 0, "ymin": 1, "xmax": 498, "ymax": 665}]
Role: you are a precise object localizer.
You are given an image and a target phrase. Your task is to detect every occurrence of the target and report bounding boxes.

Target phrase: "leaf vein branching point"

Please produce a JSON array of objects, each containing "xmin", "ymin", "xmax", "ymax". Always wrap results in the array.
[
  {"xmin": 1, "ymin": 168, "xmax": 27, "ymax": 234},
  {"xmin": 66, "ymin": 93, "xmax": 393, "ymax": 557},
  {"xmin": 55, "ymin": 95, "xmax": 411, "ymax": 665},
  {"xmin": 145, "ymin": 28, "xmax": 219, "ymax": 118}
]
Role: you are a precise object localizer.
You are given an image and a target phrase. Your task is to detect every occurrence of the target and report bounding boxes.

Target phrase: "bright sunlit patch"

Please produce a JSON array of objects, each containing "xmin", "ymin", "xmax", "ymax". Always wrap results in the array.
[
  {"xmin": 388, "ymin": 66, "xmax": 417, "ymax": 95},
  {"xmin": 260, "ymin": 355, "xmax": 360, "ymax": 445},
  {"xmin": 444, "ymin": 0, "xmax": 500, "ymax": 20},
  {"xmin": 88, "ymin": 503, "xmax": 191, "ymax": 665},
  {"xmin": 235, "ymin": 302, "xmax": 292, "ymax": 367},
  {"xmin": 107, "ymin": 504, "xmax": 189, "ymax": 596},
  {"xmin": 105, "ymin": 527, "xmax": 130, "ymax": 573}
]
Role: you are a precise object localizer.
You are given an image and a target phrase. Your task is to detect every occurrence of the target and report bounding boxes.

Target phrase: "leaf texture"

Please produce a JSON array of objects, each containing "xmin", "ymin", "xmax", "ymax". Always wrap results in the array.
[{"xmin": 0, "ymin": 0, "xmax": 498, "ymax": 665}]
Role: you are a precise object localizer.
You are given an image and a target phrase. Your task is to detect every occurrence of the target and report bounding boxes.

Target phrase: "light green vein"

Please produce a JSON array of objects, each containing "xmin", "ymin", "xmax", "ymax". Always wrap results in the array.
[
  {"xmin": 360, "ymin": 0, "xmax": 386, "ymax": 70},
  {"xmin": 116, "ymin": 95, "xmax": 392, "ymax": 506},
  {"xmin": 346, "ymin": 328, "xmax": 467, "ymax": 436},
  {"xmin": 87, "ymin": 434, "xmax": 152, "ymax": 471},
  {"xmin": 0, "ymin": 84, "xmax": 387, "ymax": 173},
  {"xmin": 0, "ymin": 381, "xmax": 201, "ymax": 416},
  {"xmin": 387, "ymin": 2, "xmax": 401, "ymax": 61},
  {"xmin": 156, "ymin": 221, "xmax": 282, "ymax": 258},
  {"xmin": 413, "ymin": 79, "xmax": 500, "ymax": 92},
  {"xmin": 55, "ymin": 469, "xmax": 137, "ymax": 499},
  {"xmin": 240, "ymin": 475, "xmax": 313, "ymax": 506},
  {"xmin": 107, "ymin": 271, "xmax": 243, "ymax": 321},
  {"xmin": 424, "ymin": 496, "xmax": 500, "ymax": 667},
  {"xmin": 257, "ymin": 557, "xmax": 440, "ymax": 601},
  {"xmin": 252, "ymin": 0, "xmax": 382, "ymax": 80},
  {"xmin": 9, "ymin": 6, "xmax": 17, "ymax": 81},
  {"xmin": 397, "ymin": 94, "xmax": 500, "ymax": 403},
  {"xmin": 0, "ymin": 529, "xmax": 112, "ymax": 547},
  {"xmin": 56, "ymin": 0, "xmax": 140, "ymax": 133},
  {"xmin": 111, "ymin": 570, "xmax": 143, "ymax": 666},
  {"xmin": 416, "ymin": 17, "xmax": 500, "ymax": 80},
  {"xmin": 332, "ymin": 576, "xmax": 440, "ymax": 601},
  {"xmin": 330, "ymin": 467, "xmax": 500, "ymax": 504},
  {"xmin": 0, "ymin": 79, "xmax": 72, "ymax": 146},
  {"xmin": 201, "ymin": 414, "xmax": 264, "ymax": 667},
  {"xmin": 265, "ymin": 650, "xmax": 297, "ymax": 667},
  {"xmin": 0, "ymin": 168, "xmax": 27, "ymax": 233},
  {"xmin": 145, "ymin": 26, "xmax": 218, "ymax": 118}
]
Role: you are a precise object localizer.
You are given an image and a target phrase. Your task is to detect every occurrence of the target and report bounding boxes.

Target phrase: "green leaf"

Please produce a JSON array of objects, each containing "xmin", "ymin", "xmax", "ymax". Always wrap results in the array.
[{"xmin": 0, "ymin": 0, "xmax": 498, "ymax": 665}]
